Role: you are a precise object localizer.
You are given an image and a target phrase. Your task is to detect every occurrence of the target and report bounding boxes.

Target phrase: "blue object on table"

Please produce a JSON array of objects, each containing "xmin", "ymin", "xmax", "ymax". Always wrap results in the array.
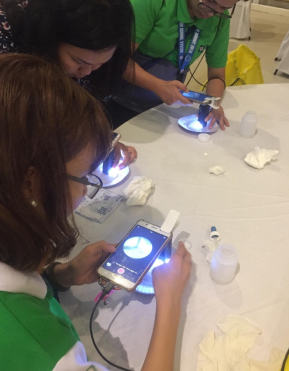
[
  {"xmin": 102, "ymin": 148, "xmax": 115, "ymax": 175},
  {"xmin": 198, "ymin": 104, "xmax": 211, "ymax": 127}
]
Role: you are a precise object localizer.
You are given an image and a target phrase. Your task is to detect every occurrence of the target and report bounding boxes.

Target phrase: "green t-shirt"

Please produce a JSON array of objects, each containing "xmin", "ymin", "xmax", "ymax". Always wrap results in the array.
[
  {"xmin": 0, "ymin": 290, "xmax": 79, "ymax": 371},
  {"xmin": 130, "ymin": 0, "xmax": 230, "ymax": 69}
]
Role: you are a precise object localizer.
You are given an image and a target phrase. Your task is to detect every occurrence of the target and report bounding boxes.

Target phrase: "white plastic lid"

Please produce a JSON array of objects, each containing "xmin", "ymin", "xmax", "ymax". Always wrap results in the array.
[{"xmin": 198, "ymin": 133, "xmax": 210, "ymax": 142}]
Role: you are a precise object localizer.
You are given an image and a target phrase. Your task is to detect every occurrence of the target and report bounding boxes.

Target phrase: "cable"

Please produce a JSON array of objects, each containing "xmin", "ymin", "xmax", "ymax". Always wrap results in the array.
[
  {"xmin": 186, "ymin": 17, "xmax": 222, "ymax": 89},
  {"xmin": 185, "ymin": 51, "xmax": 207, "ymax": 88},
  {"xmin": 89, "ymin": 282, "xmax": 131, "ymax": 371}
]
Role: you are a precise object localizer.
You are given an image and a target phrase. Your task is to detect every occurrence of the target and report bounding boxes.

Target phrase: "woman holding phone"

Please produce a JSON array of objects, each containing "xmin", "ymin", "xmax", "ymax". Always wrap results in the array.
[
  {"xmin": 0, "ymin": 54, "xmax": 192, "ymax": 371},
  {"xmin": 0, "ymin": 0, "xmax": 137, "ymax": 166}
]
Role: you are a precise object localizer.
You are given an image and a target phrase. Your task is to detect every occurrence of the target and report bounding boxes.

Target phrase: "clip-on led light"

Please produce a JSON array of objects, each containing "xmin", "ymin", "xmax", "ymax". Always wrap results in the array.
[
  {"xmin": 178, "ymin": 94, "xmax": 220, "ymax": 134},
  {"xmin": 93, "ymin": 147, "xmax": 130, "ymax": 187}
]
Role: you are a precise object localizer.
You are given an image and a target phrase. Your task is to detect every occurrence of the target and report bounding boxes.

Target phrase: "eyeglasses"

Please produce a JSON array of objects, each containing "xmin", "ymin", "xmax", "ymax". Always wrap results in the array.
[
  {"xmin": 67, "ymin": 174, "xmax": 103, "ymax": 199},
  {"xmin": 198, "ymin": 1, "xmax": 236, "ymax": 18}
]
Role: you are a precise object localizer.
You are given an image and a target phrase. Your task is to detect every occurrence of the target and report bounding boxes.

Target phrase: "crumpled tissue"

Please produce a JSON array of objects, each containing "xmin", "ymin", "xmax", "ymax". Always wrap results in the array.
[
  {"xmin": 75, "ymin": 188, "xmax": 124, "ymax": 223},
  {"xmin": 244, "ymin": 147, "xmax": 279, "ymax": 170},
  {"xmin": 202, "ymin": 239, "xmax": 216, "ymax": 263},
  {"xmin": 123, "ymin": 176, "xmax": 155, "ymax": 206},
  {"xmin": 197, "ymin": 315, "xmax": 284, "ymax": 371},
  {"xmin": 209, "ymin": 166, "xmax": 226, "ymax": 175}
]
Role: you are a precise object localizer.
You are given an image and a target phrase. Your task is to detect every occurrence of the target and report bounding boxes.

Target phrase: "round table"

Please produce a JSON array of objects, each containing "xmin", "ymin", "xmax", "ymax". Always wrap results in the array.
[{"xmin": 60, "ymin": 84, "xmax": 289, "ymax": 371}]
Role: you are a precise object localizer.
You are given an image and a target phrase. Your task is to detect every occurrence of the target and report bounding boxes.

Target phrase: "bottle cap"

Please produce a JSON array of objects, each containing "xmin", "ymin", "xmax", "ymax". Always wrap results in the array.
[{"xmin": 198, "ymin": 133, "xmax": 210, "ymax": 142}]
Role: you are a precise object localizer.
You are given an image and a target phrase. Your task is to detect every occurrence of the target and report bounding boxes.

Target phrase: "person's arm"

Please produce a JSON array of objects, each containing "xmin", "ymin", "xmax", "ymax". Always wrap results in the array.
[
  {"xmin": 204, "ymin": 15, "xmax": 230, "ymax": 130},
  {"xmin": 123, "ymin": 43, "xmax": 191, "ymax": 106},
  {"xmin": 46, "ymin": 241, "xmax": 116, "ymax": 289},
  {"xmin": 205, "ymin": 66, "xmax": 229, "ymax": 130},
  {"xmin": 141, "ymin": 242, "xmax": 192, "ymax": 371}
]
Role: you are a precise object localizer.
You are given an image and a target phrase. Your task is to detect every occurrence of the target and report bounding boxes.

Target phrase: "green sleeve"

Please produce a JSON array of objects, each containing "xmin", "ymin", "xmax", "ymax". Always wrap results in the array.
[
  {"xmin": 206, "ymin": 17, "xmax": 230, "ymax": 68},
  {"xmin": 130, "ymin": 0, "xmax": 164, "ymax": 44}
]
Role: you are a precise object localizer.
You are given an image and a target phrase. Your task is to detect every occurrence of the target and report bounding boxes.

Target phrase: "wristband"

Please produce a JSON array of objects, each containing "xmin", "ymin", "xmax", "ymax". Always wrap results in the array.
[{"xmin": 44, "ymin": 262, "xmax": 71, "ymax": 292}]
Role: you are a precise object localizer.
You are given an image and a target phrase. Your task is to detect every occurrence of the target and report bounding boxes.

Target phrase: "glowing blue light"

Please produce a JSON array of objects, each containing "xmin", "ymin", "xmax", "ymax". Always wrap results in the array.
[
  {"xmin": 150, "ymin": 258, "xmax": 165, "ymax": 270},
  {"xmin": 136, "ymin": 257, "xmax": 171, "ymax": 295},
  {"xmin": 108, "ymin": 167, "xmax": 119, "ymax": 178},
  {"xmin": 188, "ymin": 120, "xmax": 203, "ymax": 130}
]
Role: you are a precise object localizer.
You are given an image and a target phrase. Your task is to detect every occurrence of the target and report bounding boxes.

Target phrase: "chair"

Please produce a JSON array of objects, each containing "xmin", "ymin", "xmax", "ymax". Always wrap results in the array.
[
  {"xmin": 274, "ymin": 47, "xmax": 289, "ymax": 76},
  {"xmin": 275, "ymin": 27, "xmax": 289, "ymax": 61},
  {"xmin": 274, "ymin": 27, "xmax": 289, "ymax": 76},
  {"xmin": 229, "ymin": 0, "xmax": 252, "ymax": 40}
]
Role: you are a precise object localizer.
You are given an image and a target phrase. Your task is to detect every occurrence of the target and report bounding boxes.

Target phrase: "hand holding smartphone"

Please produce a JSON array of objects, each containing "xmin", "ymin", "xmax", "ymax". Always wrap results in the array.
[
  {"xmin": 98, "ymin": 220, "xmax": 172, "ymax": 291},
  {"xmin": 180, "ymin": 90, "xmax": 215, "ymax": 104}
]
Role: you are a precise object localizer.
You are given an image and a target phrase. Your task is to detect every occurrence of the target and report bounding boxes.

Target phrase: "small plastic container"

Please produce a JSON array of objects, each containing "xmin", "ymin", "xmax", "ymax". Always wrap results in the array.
[
  {"xmin": 210, "ymin": 244, "xmax": 238, "ymax": 285},
  {"xmin": 198, "ymin": 133, "xmax": 210, "ymax": 142},
  {"xmin": 240, "ymin": 111, "xmax": 258, "ymax": 138}
]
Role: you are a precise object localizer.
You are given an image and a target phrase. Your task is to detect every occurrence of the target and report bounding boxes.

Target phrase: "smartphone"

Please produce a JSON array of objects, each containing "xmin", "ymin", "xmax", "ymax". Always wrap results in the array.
[
  {"xmin": 102, "ymin": 132, "xmax": 120, "ymax": 175},
  {"xmin": 98, "ymin": 220, "xmax": 172, "ymax": 291},
  {"xmin": 181, "ymin": 90, "xmax": 215, "ymax": 104}
]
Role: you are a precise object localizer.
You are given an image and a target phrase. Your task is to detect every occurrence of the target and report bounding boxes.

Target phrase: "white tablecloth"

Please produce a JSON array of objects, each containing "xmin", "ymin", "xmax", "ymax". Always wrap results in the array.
[{"xmin": 60, "ymin": 84, "xmax": 289, "ymax": 371}]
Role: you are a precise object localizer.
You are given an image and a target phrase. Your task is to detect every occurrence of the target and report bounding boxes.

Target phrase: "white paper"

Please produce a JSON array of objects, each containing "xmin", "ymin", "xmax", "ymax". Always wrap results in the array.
[
  {"xmin": 244, "ymin": 147, "xmax": 279, "ymax": 170},
  {"xmin": 197, "ymin": 315, "xmax": 284, "ymax": 371},
  {"xmin": 122, "ymin": 176, "xmax": 155, "ymax": 206}
]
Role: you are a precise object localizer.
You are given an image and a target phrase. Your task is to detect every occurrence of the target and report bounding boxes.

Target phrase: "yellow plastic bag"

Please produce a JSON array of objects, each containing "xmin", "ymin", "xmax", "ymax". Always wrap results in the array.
[
  {"xmin": 225, "ymin": 44, "xmax": 264, "ymax": 86},
  {"xmin": 201, "ymin": 44, "xmax": 264, "ymax": 90}
]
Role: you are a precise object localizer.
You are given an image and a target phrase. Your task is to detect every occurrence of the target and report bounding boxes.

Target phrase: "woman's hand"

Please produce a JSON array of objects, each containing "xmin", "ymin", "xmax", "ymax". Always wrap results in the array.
[
  {"xmin": 153, "ymin": 242, "xmax": 192, "ymax": 305},
  {"xmin": 113, "ymin": 142, "xmax": 137, "ymax": 169},
  {"xmin": 153, "ymin": 80, "xmax": 192, "ymax": 106},
  {"xmin": 53, "ymin": 241, "xmax": 116, "ymax": 287},
  {"xmin": 206, "ymin": 105, "xmax": 230, "ymax": 130}
]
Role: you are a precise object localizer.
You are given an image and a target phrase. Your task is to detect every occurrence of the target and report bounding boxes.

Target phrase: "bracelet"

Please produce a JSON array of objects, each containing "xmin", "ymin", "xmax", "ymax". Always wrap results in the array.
[
  {"xmin": 44, "ymin": 262, "xmax": 71, "ymax": 292},
  {"xmin": 207, "ymin": 76, "xmax": 226, "ymax": 89}
]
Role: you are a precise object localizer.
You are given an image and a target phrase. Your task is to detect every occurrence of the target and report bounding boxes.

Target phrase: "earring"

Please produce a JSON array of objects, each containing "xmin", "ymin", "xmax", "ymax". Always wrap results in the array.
[{"xmin": 30, "ymin": 199, "xmax": 37, "ymax": 207}]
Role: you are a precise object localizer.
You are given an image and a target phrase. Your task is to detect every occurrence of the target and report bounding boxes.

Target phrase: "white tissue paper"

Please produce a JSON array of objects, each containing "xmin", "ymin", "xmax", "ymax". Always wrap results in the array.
[
  {"xmin": 197, "ymin": 315, "xmax": 284, "ymax": 371},
  {"xmin": 209, "ymin": 166, "xmax": 225, "ymax": 175},
  {"xmin": 75, "ymin": 188, "xmax": 124, "ymax": 223},
  {"xmin": 244, "ymin": 147, "xmax": 279, "ymax": 170},
  {"xmin": 202, "ymin": 239, "xmax": 216, "ymax": 263},
  {"xmin": 123, "ymin": 176, "xmax": 155, "ymax": 206}
]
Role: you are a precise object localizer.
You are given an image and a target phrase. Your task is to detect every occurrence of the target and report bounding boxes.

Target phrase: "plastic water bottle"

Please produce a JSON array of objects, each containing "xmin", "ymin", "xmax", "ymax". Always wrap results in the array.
[
  {"xmin": 240, "ymin": 111, "xmax": 258, "ymax": 138},
  {"xmin": 210, "ymin": 244, "xmax": 238, "ymax": 285}
]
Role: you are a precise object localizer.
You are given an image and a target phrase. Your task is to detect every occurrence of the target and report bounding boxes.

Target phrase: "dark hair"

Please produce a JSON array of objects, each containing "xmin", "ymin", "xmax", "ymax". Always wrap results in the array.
[
  {"xmin": 3, "ymin": 0, "xmax": 134, "ymax": 99},
  {"xmin": 0, "ymin": 53, "xmax": 111, "ymax": 273}
]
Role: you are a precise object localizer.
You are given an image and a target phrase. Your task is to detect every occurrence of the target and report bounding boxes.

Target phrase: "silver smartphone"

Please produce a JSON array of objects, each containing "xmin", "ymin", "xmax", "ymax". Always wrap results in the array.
[{"xmin": 98, "ymin": 220, "xmax": 172, "ymax": 291}]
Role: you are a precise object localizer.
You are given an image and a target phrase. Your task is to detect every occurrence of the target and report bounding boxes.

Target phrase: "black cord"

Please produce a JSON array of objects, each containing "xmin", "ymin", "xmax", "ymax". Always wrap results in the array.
[
  {"xmin": 89, "ymin": 283, "xmax": 131, "ymax": 371},
  {"xmin": 186, "ymin": 51, "xmax": 207, "ymax": 88},
  {"xmin": 185, "ymin": 17, "xmax": 222, "ymax": 89}
]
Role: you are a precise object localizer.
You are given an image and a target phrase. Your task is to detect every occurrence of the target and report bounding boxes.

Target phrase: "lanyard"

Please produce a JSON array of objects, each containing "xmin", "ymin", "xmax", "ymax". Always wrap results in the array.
[{"xmin": 178, "ymin": 22, "xmax": 201, "ymax": 75}]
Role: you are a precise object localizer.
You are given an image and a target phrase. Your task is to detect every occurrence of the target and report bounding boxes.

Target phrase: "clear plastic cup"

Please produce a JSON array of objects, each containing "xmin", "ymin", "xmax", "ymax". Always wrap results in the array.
[{"xmin": 210, "ymin": 244, "xmax": 238, "ymax": 285}]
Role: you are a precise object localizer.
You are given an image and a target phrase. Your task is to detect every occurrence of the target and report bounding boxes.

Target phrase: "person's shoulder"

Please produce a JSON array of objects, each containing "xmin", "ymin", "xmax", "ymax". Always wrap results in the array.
[
  {"xmin": 0, "ymin": 291, "xmax": 78, "ymax": 350},
  {"xmin": 130, "ymin": 0, "xmax": 165, "ymax": 14}
]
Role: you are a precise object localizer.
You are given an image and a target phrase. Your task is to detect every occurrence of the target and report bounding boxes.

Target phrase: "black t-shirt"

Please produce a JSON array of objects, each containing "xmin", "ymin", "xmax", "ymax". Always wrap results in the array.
[{"xmin": 0, "ymin": 0, "xmax": 92, "ymax": 92}]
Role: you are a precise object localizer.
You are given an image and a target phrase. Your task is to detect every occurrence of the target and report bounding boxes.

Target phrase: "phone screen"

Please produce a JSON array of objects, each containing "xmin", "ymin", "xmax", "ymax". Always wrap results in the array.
[
  {"xmin": 181, "ymin": 91, "xmax": 213, "ymax": 102},
  {"xmin": 102, "ymin": 225, "xmax": 168, "ymax": 283}
]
